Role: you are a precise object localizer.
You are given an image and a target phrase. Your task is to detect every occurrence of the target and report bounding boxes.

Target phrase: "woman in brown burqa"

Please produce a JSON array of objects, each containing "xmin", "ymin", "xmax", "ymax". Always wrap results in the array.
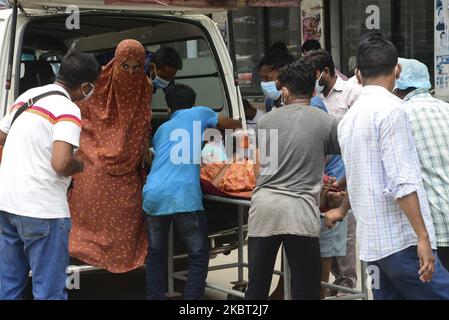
[{"xmin": 69, "ymin": 39, "xmax": 152, "ymax": 273}]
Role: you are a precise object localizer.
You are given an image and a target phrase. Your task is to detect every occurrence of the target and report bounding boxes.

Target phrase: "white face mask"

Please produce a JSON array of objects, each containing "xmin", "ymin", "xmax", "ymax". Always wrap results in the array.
[{"xmin": 315, "ymin": 72, "xmax": 325, "ymax": 94}]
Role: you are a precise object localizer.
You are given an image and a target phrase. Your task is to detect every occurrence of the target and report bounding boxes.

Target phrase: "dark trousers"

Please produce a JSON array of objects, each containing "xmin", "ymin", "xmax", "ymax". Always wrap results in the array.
[
  {"xmin": 368, "ymin": 246, "xmax": 449, "ymax": 300},
  {"xmin": 245, "ymin": 235, "xmax": 321, "ymax": 300},
  {"xmin": 438, "ymin": 247, "xmax": 449, "ymax": 272},
  {"xmin": 145, "ymin": 212, "xmax": 209, "ymax": 300}
]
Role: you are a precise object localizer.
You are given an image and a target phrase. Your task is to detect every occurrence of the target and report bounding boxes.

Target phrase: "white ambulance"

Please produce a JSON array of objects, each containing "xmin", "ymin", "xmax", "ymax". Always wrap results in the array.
[{"xmin": 0, "ymin": 1, "xmax": 247, "ymax": 261}]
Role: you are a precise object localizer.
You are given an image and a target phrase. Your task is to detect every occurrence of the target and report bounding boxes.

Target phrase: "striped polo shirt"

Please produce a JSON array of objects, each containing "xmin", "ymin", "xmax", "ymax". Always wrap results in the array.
[{"xmin": 0, "ymin": 84, "xmax": 81, "ymax": 219}]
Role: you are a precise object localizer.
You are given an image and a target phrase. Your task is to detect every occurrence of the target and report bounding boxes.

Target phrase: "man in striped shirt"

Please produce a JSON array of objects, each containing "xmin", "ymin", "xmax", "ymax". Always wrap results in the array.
[
  {"xmin": 395, "ymin": 58, "xmax": 449, "ymax": 272},
  {"xmin": 0, "ymin": 52, "xmax": 100, "ymax": 300}
]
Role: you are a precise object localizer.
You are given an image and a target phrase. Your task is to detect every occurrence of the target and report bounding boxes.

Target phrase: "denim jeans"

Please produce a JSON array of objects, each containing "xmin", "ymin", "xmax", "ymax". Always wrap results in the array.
[
  {"xmin": 368, "ymin": 246, "xmax": 449, "ymax": 300},
  {"xmin": 0, "ymin": 210, "xmax": 71, "ymax": 300},
  {"xmin": 145, "ymin": 212, "xmax": 209, "ymax": 300}
]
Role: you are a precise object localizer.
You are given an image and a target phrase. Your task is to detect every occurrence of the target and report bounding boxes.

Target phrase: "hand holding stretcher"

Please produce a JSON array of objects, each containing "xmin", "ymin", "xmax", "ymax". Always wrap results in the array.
[{"xmin": 320, "ymin": 175, "xmax": 346, "ymax": 214}]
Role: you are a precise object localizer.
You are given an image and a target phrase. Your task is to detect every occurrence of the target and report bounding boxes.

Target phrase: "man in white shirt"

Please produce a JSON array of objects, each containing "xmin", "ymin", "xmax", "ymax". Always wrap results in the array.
[
  {"xmin": 327, "ymin": 32, "xmax": 449, "ymax": 300},
  {"xmin": 304, "ymin": 49, "xmax": 362, "ymax": 121},
  {"xmin": 0, "ymin": 51, "xmax": 101, "ymax": 300},
  {"xmin": 301, "ymin": 40, "xmax": 348, "ymax": 81}
]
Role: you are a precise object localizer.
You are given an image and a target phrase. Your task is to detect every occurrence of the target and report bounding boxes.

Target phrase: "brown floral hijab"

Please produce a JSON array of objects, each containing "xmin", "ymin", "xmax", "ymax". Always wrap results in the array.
[{"xmin": 77, "ymin": 39, "xmax": 152, "ymax": 176}]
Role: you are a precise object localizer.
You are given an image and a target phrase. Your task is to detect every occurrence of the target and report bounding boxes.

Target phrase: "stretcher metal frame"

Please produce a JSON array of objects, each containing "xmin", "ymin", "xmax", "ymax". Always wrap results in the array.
[
  {"xmin": 167, "ymin": 194, "xmax": 369, "ymax": 300},
  {"xmin": 38, "ymin": 196, "xmax": 368, "ymax": 300}
]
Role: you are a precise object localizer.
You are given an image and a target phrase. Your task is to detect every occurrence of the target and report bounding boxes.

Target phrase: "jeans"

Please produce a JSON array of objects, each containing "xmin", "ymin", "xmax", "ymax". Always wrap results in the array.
[
  {"xmin": 0, "ymin": 211, "xmax": 71, "ymax": 300},
  {"xmin": 368, "ymin": 246, "xmax": 449, "ymax": 300},
  {"xmin": 245, "ymin": 235, "xmax": 321, "ymax": 300},
  {"xmin": 145, "ymin": 212, "xmax": 209, "ymax": 300}
]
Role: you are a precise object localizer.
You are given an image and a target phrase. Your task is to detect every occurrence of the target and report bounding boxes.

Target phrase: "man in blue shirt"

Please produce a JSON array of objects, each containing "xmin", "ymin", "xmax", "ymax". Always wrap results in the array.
[
  {"xmin": 310, "ymin": 96, "xmax": 346, "ymax": 182},
  {"xmin": 143, "ymin": 84, "xmax": 241, "ymax": 300}
]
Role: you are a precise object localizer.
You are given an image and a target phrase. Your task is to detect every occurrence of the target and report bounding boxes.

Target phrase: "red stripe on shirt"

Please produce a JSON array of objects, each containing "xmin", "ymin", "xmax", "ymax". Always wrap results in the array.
[
  {"xmin": 10, "ymin": 102, "xmax": 26, "ymax": 111},
  {"xmin": 26, "ymin": 106, "xmax": 81, "ymax": 128},
  {"xmin": 55, "ymin": 114, "xmax": 82, "ymax": 127}
]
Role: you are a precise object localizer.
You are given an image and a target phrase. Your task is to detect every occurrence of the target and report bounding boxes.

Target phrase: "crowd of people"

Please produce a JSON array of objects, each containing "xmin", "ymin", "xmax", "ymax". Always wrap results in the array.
[{"xmin": 0, "ymin": 31, "xmax": 448, "ymax": 300}]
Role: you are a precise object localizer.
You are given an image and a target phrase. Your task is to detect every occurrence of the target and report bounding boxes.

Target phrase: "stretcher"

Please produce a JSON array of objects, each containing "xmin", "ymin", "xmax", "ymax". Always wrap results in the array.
[
  {"xmin": 167, "ymin": 194, "xmax": 369, "ymax": 300},
  {"xmin": 29, "ymin": 195, "xmax": 368, "ymax": 300}
]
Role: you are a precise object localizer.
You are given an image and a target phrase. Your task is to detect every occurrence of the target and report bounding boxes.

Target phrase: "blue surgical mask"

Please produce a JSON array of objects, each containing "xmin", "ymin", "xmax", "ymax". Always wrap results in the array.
[
  {"xmin": 261, "ymin": 81, "xmax": 282, "ymax": 100},
  {"xmin": 150, "ymin": 63, "xmax": 171, "ymax": 89},
  {"xmin": 153, "ymin": 75, "xmax": 170, "ymax": 89},
  {"xmin": 315, "ymin": 72, "xmax": 325, "ymax": 94}
]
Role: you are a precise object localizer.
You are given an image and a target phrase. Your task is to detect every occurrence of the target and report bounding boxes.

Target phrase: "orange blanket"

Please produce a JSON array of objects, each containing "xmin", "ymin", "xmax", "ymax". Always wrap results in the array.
[{"xmin": 200, "ymin": 159, "xmax": 256, "ymax": 199}]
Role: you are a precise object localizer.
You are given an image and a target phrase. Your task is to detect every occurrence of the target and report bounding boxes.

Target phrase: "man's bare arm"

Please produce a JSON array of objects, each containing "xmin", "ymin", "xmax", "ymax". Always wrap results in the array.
[
  {"xmin": 217, "ymin": 115, "xmax": 242, "ymax": 130},
  {"xmin": 398, "ymin": 192, "xmax": 431, "ymax": 241},
  {"xmin": 51, "ymin": 141, "xmax": 84, "ymax": 177},
  {"xmin": 0, "ymin": 131, "xmax": 7, "ymax": 147},
  {"xmin": 324, "ymin": 192, "xmax": 351, "ymax": 229},
  {"xmin": 397, "ymin": 192, "xmax": 435, "ymax": 283}
]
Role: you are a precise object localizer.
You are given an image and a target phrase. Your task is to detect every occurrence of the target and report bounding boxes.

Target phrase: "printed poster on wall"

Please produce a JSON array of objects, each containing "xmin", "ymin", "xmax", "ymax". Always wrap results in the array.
[
  {"xmin": 436, "ymin": 0, "xmax": 449, "ymax": 98},
  {"xmin": 301, "ymin": 0, "xmax": 324, "ymax": 47}
]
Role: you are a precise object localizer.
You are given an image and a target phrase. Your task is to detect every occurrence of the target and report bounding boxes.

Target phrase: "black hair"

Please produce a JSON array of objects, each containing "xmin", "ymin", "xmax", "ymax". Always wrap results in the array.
[
  {"xmin": 301, "ymin": 39, "xmax": 322, "ymax": 54},
  {"xmin": 153, "ymin": 47, "xmax": 183, "ymax": 70},
  {"xmin": 357, "ymin": 31, "xmax": 398, "ymax": 78},
  {"xmin": 278, "ymin": 59, "xmax": 316, "ymax": 97},
  {"xmin": 242, "ymin": 99, "xmax": 252, "ymax": 110},
  {"xmin": 302, "ymin": 49, "xmax": 336, "ymax": 76},
  {"xmin": 242, "ymin": 98, "xmax": 257, "ymax": 121},
  {"xmin": 397, "ymin": 87, "xmax": 417, "ymax": 95},
  {"xmin": 57, "ymin": 51, "xmax": 101, "ymax": 88},
  {"xmin": 258, "ymin": 52, "xmax": 295, "ymax": 71},
  {"xmin": 165, "ymin": 84, "xmax": 196, "ymax": 113},
  {"xmin": 268, "ymin": 42, "xmax": 289, "ymax": 56}
]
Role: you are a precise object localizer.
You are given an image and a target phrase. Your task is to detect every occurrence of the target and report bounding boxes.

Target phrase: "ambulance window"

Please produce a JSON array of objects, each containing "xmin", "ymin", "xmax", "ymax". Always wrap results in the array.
[
  {"xmin": 21, "ymin": 53, "xmax": 35, "ymax": 61},
  {"xmin": 148, "ymin": 38, "xmax": 224, "ymax": 112}
]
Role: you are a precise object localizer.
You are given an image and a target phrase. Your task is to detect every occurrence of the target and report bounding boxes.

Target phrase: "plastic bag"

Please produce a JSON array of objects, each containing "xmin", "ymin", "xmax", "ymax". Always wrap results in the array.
[{"xmin": 201, "ymin": 136, "xmax": 227, "ymax": 164}]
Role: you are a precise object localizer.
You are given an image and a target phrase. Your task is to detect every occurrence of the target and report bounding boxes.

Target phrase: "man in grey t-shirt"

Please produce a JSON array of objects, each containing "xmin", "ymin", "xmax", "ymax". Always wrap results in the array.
[{"xmin": 245, "ymin": 59, "xmax": 341, "ymax": 300}]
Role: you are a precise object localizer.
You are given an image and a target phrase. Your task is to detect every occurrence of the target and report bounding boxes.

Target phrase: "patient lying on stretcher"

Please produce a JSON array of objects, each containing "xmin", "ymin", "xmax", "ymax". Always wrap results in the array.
[{"xmin": 200, "ymin": 133, "xmax": 347, "ymax": 207}]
